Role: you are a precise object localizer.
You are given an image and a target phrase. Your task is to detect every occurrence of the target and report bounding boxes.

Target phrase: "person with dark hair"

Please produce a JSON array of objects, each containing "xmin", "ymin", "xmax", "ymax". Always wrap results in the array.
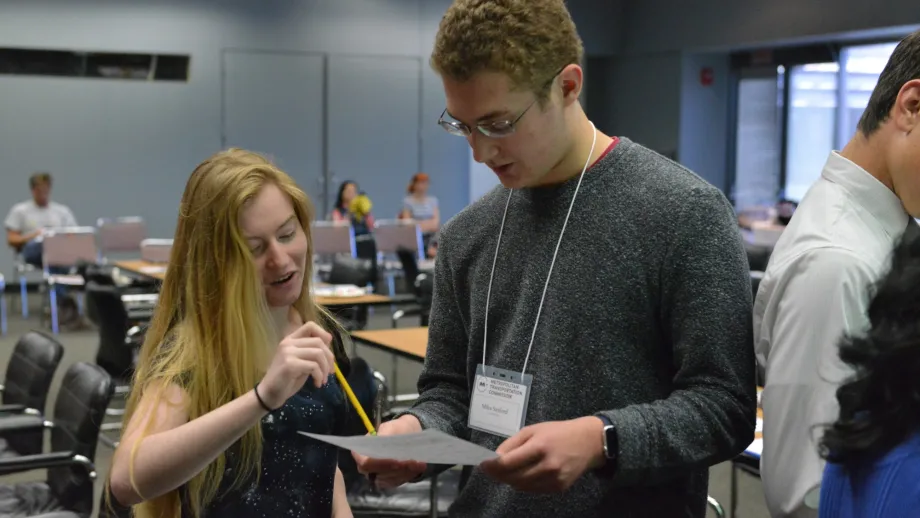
[
  {"xmin": 818, "ymin": 234, "xmax": 920, "ymax": 517},
  {"xmin": 330, "ymin": 180, "xmax": 374, "ymax": 236},
  {"xmin": 754, "ymin": 30, "xmax": 920, "ymax": 517}
]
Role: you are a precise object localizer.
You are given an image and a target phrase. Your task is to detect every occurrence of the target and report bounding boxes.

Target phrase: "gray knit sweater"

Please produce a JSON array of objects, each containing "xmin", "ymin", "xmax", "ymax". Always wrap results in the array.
[{"xmin": 404, "ymin": 138, "xmax": 756, "ymax": 517}]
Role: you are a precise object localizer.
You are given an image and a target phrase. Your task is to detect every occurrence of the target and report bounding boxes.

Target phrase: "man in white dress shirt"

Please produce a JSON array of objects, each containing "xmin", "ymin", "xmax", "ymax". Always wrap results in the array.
[{"xmin": 754, "ymin": 31, "xmax": 920, "ymax": 518}]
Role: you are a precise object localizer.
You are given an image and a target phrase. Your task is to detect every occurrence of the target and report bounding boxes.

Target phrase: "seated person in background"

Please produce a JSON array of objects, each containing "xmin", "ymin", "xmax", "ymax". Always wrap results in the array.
[
  {"xmin": 331, "ymin": 180, "xmax": 375, "ymax": 236},
  {"xmin": 4, "ymin": 171, "xmax": 77, "ymax": 265},
  {"xmin": 818, "ymin": 234, "xmax": 920, "ymax": 517},
  {"xmin": 331, "ymin": 180, "xmax": 377, "ymax": 278},
  {"xmin": 108, "ymin": 148, "xmax": 353, "ymax": 518},
  {"xmin": 398, "ymin": 172, "xmax": 440, "ymax": 252},
  {"xmin": 4, "ymin": 171, "xmax": 80, "ymax": 324}
]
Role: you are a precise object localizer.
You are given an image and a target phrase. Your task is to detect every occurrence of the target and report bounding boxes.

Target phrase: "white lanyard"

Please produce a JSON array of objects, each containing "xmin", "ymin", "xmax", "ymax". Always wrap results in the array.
[{"xmin": 481, "ymin": 122, "xmax": 598, "ymax": 375}]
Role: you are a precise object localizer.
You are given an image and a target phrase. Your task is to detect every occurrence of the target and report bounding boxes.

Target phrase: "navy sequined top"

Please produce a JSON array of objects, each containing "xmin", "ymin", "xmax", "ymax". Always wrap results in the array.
[{"xmin": 181, "ymin": 376, "xmax": 348, "ymax": 517}]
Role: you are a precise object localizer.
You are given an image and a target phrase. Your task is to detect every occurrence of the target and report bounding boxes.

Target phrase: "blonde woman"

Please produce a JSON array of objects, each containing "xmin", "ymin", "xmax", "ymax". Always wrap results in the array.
[{"xmin": 108, "ymin": 149, "xmax": 354, "ymax": 518}]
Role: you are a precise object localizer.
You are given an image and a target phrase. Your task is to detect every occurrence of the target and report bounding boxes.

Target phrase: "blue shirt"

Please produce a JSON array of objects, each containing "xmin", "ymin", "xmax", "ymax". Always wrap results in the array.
[
  {"xmin": 820, "ymin": 432, "xmax": 920, "ymax": 518},
  {"xmin": 181, "ymin": 377, "xmax": 348, "ymax": 517}
]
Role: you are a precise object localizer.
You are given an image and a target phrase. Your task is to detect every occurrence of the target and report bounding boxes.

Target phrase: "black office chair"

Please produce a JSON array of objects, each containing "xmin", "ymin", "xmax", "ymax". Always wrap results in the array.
[
  {"xmin": 355, "ymin": 234, "xmax": 380, "ymax": 287},
  {"xmin": 87, "ymin": 281, "xmax": 140, "ymax": 384},
  {"xmin": 327, "ymin": 255, "xmax": 377, "ymax": 330},
  {"xmin": 750, "ymin": 271, "xmax": 764, "ymax": 301},
  {"xmin": 343, "ymin": 357, "xmax": 459, "ymax": 518},
  {"xmin": 744, "ymin": 243, "xmax": 772, "ymax": 273},
  {"xmin": 730, "ymin": 452, "xmax": 761, "ymax": 517},
  {"xmin": 338, "ymin": 357, "xmax": 379, "ymax": 491},
  {"xmin": 0, "ymin": 331, "xmax": 65, "ymax": 456},
  {"xmin": 392, "ymin": 273, "xmax": 434, "ymax": 328},
  {"xmin": 0, "ymin": 362, "xmax": 114, "ymax": 518},
  {"xmin": 396, "ymin": 248, "xmax": 421, "ymax": 293}
]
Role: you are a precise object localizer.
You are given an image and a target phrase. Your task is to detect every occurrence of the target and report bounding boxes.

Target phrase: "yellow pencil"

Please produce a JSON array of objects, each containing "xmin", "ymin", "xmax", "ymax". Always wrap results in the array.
[{"xmin": 334, "ymin": 363, "xmax": 377, "ymax": 435}]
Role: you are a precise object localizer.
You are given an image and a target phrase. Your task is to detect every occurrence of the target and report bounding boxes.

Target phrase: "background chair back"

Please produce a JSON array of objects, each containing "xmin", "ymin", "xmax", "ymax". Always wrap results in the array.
[
  {"xmin": 744, "ymin": 242, "xmax": 772, "ymax": 273},
  {"xmin": 414, "ymin": 273, "xmax": 434, "ymax": 327},
  {"xmin": 328, "ymin": 256, "xmax": 375, "ymax": 287},
  {"xmin": 85, "ymin": 281, "xmax": 136, "ymax": 382},
  {"xmin": 47, "ymin": 362, "xmax": 114, "ymax": 516},
  {"xmin": 2, "ymin": 331, "xmax": 64, "ymax": 455},
  {"xmin": 139, "ymin": 238, "xmax": 173, "ymax": 264},
  {"xmin": 42, "ymin": 227, "xmax": 99, "ymax": 269},
  {"xmin": 312, "ymin": 222, "xmax": 356, "ymax": 256},
  {"xmin": 97, "ymin": 217, "xmax": 147, "ymax": 256},
  {"xmin": 339, "ymin": 357, "xmax": 378, "ymax": 491},
  {"xmin": 374, "ymin": 220, "xmax": 423, "ymax": 258}
]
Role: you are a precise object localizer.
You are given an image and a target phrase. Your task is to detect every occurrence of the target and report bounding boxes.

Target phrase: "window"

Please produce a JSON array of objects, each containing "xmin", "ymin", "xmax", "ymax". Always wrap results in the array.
[
  {"xmin": 837, "ymin": 42, "xmax": 899, "ymax": 144},
  {"xmin": 730, "ymin": 40, "xmax": 902, "ymax": 207},
  {"xmin": 733, "ymin": 68, "xmax": 784, "ymax": 210},
  {"xmin": 782, "ymin": 43, "xmax": 899, "ymax": 201},
  {"xmin": 785, "ymin": 63, "xmax": 838, "ymax": 201},
  {"xmin": 0, "ymin": 48, "xmax": 190, "ymax": 81}
]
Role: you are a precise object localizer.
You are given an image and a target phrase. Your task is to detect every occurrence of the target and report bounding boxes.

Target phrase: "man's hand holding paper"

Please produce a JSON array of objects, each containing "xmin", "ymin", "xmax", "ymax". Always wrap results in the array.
[{"xmin": 351, "ymin": 415, "xmax": 427, "ymax": 489}]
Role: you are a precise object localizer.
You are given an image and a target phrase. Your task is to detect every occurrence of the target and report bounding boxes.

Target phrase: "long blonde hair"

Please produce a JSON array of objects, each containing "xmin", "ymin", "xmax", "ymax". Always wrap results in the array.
[{"xmin": 117, "ymin": 149, "xmax": 346, "ymax": 518}]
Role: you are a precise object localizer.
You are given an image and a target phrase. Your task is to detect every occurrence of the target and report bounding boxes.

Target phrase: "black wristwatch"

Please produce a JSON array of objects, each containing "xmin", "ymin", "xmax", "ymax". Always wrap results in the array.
[{"xmin": 596, "ymin": 414, "xmax": 619, "ymax": 477}]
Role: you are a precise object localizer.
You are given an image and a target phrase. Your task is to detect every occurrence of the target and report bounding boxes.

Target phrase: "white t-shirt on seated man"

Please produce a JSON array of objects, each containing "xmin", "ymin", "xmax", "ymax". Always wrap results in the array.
[{"xmin": 4, "ymin": 172, "xmax": 77, "ymax": 265}]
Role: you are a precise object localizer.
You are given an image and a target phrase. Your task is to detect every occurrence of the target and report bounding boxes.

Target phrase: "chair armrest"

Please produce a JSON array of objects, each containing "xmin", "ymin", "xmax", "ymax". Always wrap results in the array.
[
  {"xmin": 388, "ymin": 293, "xmax": 417, "ymax": 305},
  {"xmin": 0, "ymin": 413, "xmax": 49, "ymax": 434},
  {"xmin": 391, "ymin": 307, "xmax": 422, "ymax": 328},
  {"xmin": 125, "ymin": 324, "xmax": 149, "ymax": 347},
  {"xmin": 0, "ymin": 404, "xmax": 29, "ymax": 414},
  {"xmin": 0, "ymin": 451, "xmax": 97, "ymax": 479}
]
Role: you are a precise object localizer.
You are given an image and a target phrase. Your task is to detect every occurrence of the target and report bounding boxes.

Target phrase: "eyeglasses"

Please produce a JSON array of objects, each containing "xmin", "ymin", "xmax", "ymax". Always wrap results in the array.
[{"xmin": 437, "ymin": 66, "xmax": 567, "ymax": 139}]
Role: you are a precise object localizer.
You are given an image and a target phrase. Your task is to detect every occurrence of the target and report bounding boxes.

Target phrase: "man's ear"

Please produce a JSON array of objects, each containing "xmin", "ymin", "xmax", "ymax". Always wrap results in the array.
[
  {"xmin": 559, "ymin": 64, "xmax": 584, "ymax": 105},
  {"xmin": 895, "ymin": 79, "xmax": 920, "ymax": 133}
]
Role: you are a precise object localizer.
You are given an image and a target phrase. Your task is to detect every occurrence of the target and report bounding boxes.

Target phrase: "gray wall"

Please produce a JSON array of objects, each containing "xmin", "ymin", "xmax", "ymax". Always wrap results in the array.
[
  {"xmin": 595, "ymin": 0, "xmax": 920, "ymax": 191},
  {"xmin": 678, "ymin": 52, "xmax": 731, "ymax": 190},
  {"xmin": 623, "ymin": 0, "xmax": 920, "ymax": 53},
  {"xmin": 0, "ymin": 0, "xmax": 621, "ymax": 276}
]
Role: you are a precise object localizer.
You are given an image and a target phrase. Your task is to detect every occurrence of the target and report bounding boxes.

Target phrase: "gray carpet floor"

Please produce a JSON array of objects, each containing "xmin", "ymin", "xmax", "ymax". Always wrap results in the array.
[{"xmin": 0, "ymin": 293, "xmax": 771, "ymax": 517}]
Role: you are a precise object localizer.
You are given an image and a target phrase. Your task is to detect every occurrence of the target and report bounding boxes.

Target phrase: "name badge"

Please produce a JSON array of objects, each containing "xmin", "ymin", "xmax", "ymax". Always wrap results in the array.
[{"xmin": 468, "ymin": 364, "xmax": 533, "ymax": 437}]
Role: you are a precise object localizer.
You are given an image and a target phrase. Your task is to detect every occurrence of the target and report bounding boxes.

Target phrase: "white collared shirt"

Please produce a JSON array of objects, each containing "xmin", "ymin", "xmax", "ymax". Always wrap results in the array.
[{"xmin": 753, "ymin": 151, "xmax": 909, "ymax": 518}]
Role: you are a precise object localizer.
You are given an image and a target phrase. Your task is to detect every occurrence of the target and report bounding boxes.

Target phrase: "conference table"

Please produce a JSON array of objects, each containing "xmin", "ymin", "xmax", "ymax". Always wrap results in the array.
[
  {"xmin": 351, "ymin": 327, "xmax": 428, "ymax": 405},
  {"xmin": 113, "ymin": 260, "xmax": 396, "ymax": 307},
  {"xmin": 351, "ymin": 327, "xmax": 428, "ymax": 361}
]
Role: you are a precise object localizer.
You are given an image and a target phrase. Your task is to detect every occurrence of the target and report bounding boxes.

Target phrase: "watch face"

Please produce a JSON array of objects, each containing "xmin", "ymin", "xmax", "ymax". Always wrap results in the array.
[{"xmin": 604, "ymin": 426, "xmax": 618, "ymax": 459}]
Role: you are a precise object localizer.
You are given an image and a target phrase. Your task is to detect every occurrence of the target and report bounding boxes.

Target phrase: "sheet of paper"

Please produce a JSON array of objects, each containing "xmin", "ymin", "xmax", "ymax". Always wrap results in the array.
[
  {"xmin": 139, "ymin": 265, "xmax": 167, "ymax": 274},
  {"xmin": 299, "ymin": 429, "xmax": 498, "ymax": 465}
]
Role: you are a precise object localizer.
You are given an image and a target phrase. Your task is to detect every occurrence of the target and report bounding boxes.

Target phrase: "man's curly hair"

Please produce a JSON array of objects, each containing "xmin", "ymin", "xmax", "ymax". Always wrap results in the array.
[{"xmin": 431, "ymin": 0, "xmax": 584, "ymax": 102}]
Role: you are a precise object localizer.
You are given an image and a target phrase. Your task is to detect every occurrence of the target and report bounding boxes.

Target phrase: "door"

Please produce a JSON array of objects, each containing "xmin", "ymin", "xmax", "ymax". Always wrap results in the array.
[
  {"xmin": 326, "ymin": 56, "xmax": 421, "ymax": 218},
  {"xmin": 221, "ymin": 50, "xmax": 327, "ymax": 212}
]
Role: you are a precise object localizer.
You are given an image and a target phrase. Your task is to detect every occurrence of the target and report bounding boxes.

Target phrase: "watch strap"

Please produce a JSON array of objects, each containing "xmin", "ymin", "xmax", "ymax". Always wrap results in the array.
[{"xmin": 595, "ymin": 414, "xmax": 619, "ymax": 478}]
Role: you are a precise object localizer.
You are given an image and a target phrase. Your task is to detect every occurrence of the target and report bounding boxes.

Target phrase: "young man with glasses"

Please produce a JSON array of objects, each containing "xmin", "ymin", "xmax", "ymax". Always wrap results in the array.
[{"xmin": 354, "ymin": 1, "xmax": 755, "ymax": 516}]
